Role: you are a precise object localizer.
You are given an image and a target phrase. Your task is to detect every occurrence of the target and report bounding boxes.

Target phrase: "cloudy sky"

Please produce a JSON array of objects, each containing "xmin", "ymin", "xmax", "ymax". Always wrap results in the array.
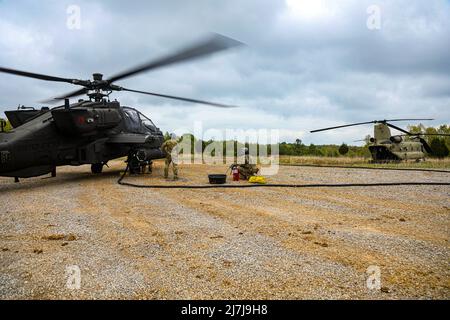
[{"xmin": 0, "ymin": 0, "xmax": 449, "ymax": 144}]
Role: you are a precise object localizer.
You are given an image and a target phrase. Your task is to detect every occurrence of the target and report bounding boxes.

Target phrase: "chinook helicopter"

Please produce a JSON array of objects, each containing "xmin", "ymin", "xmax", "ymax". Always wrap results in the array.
[
  {"xmin": 0, "ymin": 34, "xmax": 242, "ymax": 182},
  {"xmin": 311, "ymin": 119, "xmax": 450, "ymax": 162}
]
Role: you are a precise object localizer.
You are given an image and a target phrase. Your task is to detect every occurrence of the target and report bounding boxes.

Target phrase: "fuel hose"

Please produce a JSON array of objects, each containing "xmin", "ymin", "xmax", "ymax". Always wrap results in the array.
[{"xmin": 118, "ymin": 164, "xmax": 450, "ymax": 189}]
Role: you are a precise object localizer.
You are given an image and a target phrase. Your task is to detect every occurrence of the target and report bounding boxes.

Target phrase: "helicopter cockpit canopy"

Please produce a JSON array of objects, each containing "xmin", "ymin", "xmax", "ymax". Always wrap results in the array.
[{"xmin": 122, "ymin": 107, "xmax": 157, "ymax": 134}]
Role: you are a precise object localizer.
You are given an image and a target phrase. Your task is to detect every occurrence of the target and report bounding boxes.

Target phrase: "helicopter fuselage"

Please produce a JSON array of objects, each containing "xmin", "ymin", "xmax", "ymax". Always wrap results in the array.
[
  {"xmin": 0, "ymin": 100, "xmax": 165, "ymax": 178},
  {"xmin": 368, "ymin": 139, "xmax": 425, "ymax": 162},
  {"xmin": 368, "ymin": 124, "xmax": 425, "ymax": 162}
]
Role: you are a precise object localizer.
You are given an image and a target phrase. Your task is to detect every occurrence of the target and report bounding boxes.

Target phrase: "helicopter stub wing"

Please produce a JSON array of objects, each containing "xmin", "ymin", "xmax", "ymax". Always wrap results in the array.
[{"xmin": 106, "ymin": 133, "xmax": 152, "ymax": 144}]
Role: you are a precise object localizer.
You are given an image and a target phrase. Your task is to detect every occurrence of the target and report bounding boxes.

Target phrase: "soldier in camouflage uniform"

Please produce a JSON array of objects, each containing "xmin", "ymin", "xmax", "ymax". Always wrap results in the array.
[
  {"xmin": 161, "ymin": 133, "xmax": 179, "ymax": 180},
  {"xmin": 0, "ymin": 119, "xmax": 6, "ymax": 132},
  {"xmin": 238, "ymin": 147, "xmax": 259, "ymax": 180}
]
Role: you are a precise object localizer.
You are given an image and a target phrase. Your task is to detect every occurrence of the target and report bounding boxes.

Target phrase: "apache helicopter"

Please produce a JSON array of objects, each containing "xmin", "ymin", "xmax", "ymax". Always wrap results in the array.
[
  {"xmin": 0, "ymin": 34, "xmax": 241, "ymax": 182},
  {"xmin": 311, "ymin": 119, "xmax": 450, "ymax": 162}
]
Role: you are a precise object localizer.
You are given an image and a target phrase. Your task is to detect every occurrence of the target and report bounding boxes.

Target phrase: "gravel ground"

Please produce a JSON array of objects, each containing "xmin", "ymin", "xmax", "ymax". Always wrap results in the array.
[{"xmin": 0, "ymin": 161, "xmax": 449, "ymax": 299}]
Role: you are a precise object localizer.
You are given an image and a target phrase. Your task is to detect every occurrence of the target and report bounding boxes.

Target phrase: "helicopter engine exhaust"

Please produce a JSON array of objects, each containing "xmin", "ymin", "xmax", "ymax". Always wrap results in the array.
[{"xmin": 390, "ymin": 136, "xmax": 403, "ymax": 143}]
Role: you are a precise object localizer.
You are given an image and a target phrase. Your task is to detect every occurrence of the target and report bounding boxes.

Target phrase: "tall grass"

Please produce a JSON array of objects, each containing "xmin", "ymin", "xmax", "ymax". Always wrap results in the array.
[{"xmin": 280, "ymin": 156, "xmax": 450, "ymax": 169}]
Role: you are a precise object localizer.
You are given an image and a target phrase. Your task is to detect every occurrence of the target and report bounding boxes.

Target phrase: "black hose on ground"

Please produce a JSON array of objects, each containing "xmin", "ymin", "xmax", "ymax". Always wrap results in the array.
[
  {"xmin": 280, "ymin": 163, "xmax": 450, "ymax": 174},
  {"xmin": 118, "ymin": 164, "xmax": 450, "ymax": 189}
]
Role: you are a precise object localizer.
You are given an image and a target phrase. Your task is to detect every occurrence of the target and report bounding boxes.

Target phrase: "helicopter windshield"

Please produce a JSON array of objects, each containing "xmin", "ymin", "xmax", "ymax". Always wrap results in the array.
[
  {"xmin": 122, "ymin": 107, "xmax": 156, "ymax": 133},
  {"xmin": 138, "ymin": 111, "xmax": 156, "ymax": 131}
]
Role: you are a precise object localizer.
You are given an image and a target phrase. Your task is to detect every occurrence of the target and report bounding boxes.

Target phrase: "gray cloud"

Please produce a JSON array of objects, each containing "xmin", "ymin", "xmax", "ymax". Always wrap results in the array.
[{"xmin": 0, "ymin": 0, "xmax": 449, "ymax": 144}]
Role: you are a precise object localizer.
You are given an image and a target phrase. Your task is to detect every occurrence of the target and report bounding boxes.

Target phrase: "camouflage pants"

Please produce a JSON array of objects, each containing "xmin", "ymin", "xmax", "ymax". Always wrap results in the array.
[
  {"xmin": 238, "ymin": 164, "xmax": 259, "ymax": 180},
  {"xmin": 164, "ymin": 156, "xmax": 178, "ymax": 179}
]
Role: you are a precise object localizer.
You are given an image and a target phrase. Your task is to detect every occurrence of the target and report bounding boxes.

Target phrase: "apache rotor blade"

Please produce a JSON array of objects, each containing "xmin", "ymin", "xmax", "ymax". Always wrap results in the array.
[
  {"xmin": 107, "ymin": 33, "xmax": 243, "ymax": 83},
  {"xmin": 121, "ymin": 87, "xmax": 238, "ymax": 108},
  {"xmin": 0, "ymin": 66, "xmax": 76, "ymax": 84},
  {"xmin": 310, "ymin": 121, "xmax": 375, "ymax": 133},
  {"xmin": 41, "ymin": 88, "xmax": 89, "ymax": 104}
]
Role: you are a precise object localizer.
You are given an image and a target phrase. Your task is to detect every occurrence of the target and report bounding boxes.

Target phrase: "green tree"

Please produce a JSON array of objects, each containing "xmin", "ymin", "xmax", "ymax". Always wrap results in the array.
[
  {"xmin": 0, "ymin": 119, "xmax": 11, "ymax": 132},
  {"xmin": 163, "ymin": 131, "xmax": 171, "ymax": 141},
  {"xmin": 294, "ymin": 138, "xmax": 303, "ymax": 155},
  {"xmin": 430, "ymin": 138, "xmax": 449, "ymax": 158},
  {"xmin": 338, "ymin": 143, "xmax": 349, "ymax": 155},
  {"xmin": 308, "ymin": 143, "xmax": 317, "ymax": 155}
]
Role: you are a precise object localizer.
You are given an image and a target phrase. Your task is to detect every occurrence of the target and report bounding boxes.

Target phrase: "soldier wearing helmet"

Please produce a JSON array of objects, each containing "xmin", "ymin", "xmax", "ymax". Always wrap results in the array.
[
  {"xmin": 161, "ymin": 133, "xmax": 179, "ymax": 180},
  {"xmin": 237, "ymin": 147, "xmax": 259, "ymax": 180}
]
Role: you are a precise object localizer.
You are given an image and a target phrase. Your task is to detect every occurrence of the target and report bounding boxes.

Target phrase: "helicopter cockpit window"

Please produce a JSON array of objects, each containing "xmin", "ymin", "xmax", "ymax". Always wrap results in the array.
[
  {"xmin": 122, "ymin": 107, "xmax": 157, "ymax": 133},
  {"xmin": 122, "ymin": 108, "xmax": 142, "ymax": 133},
  {"xmin": 138, "ymin": 112, "xmax": 157, "ymax": 132}
]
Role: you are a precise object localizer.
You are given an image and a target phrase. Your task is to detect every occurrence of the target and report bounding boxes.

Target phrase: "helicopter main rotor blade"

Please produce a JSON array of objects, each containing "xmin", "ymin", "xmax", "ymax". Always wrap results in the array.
[
  {"xmin": 41, "ymin": 88, "xmax": 89, "ymax": 104},
  {"xmin": 107, "ymin": 33, "xmax": 243, "ymax": 83},
  {"xmin": 384, "ymin": 123, "xmax": 412, "ymax": 135},
  {"xmin": 310, "ymin": 121, "xmax": 375, "ymax": 133},
  {"xmin": 419, "ymin": 138, "xmax": 433, "ymax": 153},
  {"xmin": 0, "ymin": 66, "xmax": 76, "ymax": 84},
  {"xmin": 399, "ymin": 133, "xmax": 450, "ymax": 137},
  {"xmin": 121, "ymin": 87, "xmax": 238, "ymax": 108},
  {"xmin": 382, "ymin": 118, "xmax": 434, "ymax": 122},
  {"xmin": 311, "ymin": 118, "xmax": 435, "ymax": 133}
]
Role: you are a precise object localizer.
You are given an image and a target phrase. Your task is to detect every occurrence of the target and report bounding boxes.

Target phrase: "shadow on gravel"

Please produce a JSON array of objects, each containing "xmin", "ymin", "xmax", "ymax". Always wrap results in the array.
[{"xmin": 0, "ymin": 169, "xmax": 124, "ymax": 195}]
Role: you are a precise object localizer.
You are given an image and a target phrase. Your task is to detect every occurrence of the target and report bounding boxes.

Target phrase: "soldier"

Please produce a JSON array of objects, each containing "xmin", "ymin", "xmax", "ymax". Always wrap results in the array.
[
  {"xmin": 128, "ymin": 150, "xmax": 142, "ymax": 175},
  {"xmin": 139, "ymin": 159, "xmax": 153, "ymax": 174},
  {"xmin": 0, "ymin": 119, "xmax": 6, "ymax": 133},
  {"xmin": 238, "ymin": 147, "xmax": 259, "ymax": 180},
  {"xmin": 161, "ymin": 133, "xmax": 179, "ymax": 180}
]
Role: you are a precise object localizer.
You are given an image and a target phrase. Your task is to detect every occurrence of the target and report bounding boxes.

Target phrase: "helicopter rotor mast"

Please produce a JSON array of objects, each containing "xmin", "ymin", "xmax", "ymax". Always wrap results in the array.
[{"xmin": 0, "ymin": 33, "xmax": 243, "ymax": 108}]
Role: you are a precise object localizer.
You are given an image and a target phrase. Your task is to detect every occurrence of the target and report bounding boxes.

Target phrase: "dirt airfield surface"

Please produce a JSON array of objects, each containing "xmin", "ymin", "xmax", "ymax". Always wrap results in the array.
[{"xmin": 0, "ymin": 160, "xmax": 449, "ymax": 299}]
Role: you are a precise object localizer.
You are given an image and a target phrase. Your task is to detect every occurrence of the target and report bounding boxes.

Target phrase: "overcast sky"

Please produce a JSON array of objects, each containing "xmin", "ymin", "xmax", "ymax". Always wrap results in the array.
[{"xmin": 0, "ymin": 0, "xmax": 449, "ymax": 144}]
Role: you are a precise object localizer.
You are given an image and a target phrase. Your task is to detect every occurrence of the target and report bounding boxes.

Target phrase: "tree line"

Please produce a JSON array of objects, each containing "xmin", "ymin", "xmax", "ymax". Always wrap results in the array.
[
  {"xmin": 164, "ymin": 132, "xmax": 371, "ymax": 158},
  {"xmin": 0, "ymin": 119, "xmax": 12, "ymax": 132},
  {"xmin": 2, "ymin": 119, "xmax": 447, "ymax": 158},
  {"xmin": 407, "ymin": 124, "xmax": 449, "ymax": 158},
  {"xmin": 165, "ymin": 123, "xmax": 450, "ymax": 158}
]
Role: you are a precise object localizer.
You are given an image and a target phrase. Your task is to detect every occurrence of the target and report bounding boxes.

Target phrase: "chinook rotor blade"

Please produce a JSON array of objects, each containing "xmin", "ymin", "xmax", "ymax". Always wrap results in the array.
[
  {"xmin": 384, "ymin": 123, "xmax": 412, "ymax": 135},
  {"xmin": 419, "ymin": 138, "xmax": 433, "ymax": 153},
  {"xmin": 0, "ymin": 66, "xmax": 77, "ymax": 84},
  {"xmin": 381, "ymin": 118, "xmax": 434, "ymax": 122},
  {"xmin": 310, "ymin": 121, "xmax": 376, "ymax": 133},
  {"xmin": 107, "ymin": 33, "xmax": 243, "ymax": 83},
  {"xmin": 400, "ymin": 133, "xmax": 450, "ymax": 137},
  {"xmin": 41, "ymin": 88, "xmax": 89, "ymax": 104},
  {"xmin": 121, "ymin": 87, "xmax": 238, "ymax": 108},
  {"xmin": 310, "ymin": 119, "xmax": 435, "ymax": 133}
]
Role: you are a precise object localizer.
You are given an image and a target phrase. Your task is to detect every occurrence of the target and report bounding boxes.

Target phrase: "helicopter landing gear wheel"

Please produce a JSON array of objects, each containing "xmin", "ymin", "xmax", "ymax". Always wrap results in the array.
[{"xmin": 91, "ymin": 163, "xmax": 103, "ymax": 174}]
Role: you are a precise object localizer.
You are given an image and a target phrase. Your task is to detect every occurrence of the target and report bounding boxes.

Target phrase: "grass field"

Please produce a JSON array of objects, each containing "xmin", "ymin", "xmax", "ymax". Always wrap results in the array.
[
  {"xmin": 279, "ymin": 156, "xmax": 450, "ymax": 170},
  {"xmin": 121, "ymin": 155, "xmax": 450, "ymax": 170}
]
